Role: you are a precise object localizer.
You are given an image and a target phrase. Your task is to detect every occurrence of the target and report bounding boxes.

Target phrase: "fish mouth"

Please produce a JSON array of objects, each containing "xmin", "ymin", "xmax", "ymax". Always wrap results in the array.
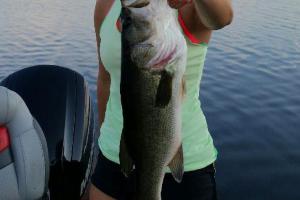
[{"xmin": 122, "ymin": 0, "xmax": 150, "ymax": 8}]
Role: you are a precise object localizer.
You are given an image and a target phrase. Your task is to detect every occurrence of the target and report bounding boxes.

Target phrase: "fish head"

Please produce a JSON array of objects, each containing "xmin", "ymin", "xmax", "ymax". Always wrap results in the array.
[
  {"xmin": 121, "ymin": 0, "xmax": 153, "ymax": 44},
  {"xmin": 121, "ymin": 0, "xmax": 187, "ymax": 72}
]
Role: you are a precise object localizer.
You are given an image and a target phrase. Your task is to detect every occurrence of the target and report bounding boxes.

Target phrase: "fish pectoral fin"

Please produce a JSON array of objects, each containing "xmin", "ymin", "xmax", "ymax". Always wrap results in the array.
[
  {"xmin": 155, "ymin": 71, "xmax": 173, "ymax": 107},
  {"xmin": 168, "ymin": 144, "xmax": 184, "ymax": 183},
  {"xmin": 119, "ymin": 132, "xmax": 134, "ymax": 177}
]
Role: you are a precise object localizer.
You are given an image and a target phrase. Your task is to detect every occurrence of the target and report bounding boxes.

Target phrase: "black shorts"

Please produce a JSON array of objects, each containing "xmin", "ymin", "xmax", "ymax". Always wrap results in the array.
[{"xmin": 91, "ymin": 151, "xmax": 217, "ymax": 200}]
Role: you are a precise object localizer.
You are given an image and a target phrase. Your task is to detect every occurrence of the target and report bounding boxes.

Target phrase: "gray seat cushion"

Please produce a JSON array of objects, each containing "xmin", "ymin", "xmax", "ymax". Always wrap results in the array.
[{"xmin": 0, "ymin": 86, "xmax": 49, "ymax": 199}]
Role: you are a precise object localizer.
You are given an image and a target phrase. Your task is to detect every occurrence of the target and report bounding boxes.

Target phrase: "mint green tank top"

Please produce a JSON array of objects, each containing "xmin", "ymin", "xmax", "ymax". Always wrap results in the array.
[{"xmin": 98, "ymin": 0, "xmax": 217, "ymax": 172}]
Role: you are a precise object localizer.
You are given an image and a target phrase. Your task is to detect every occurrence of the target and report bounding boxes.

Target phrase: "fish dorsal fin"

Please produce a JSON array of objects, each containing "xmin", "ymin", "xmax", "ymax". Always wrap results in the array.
[
  {"xmin": 155, "ymin": 71, "xmax": 173, "ymax": 107},
  {"xmin": 119, "ymin": 132, "xmax": 134, "ymax": 177},
  {"xmin": 168, "ymin": 144, "xmax": 184, "ymax": 183}
]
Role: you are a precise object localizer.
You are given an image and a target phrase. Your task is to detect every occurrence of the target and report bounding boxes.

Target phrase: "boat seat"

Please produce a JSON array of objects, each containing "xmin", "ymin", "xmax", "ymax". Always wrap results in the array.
[{"xmin": 0, "ymin": 86, "xmax": 49, "ymax": 200}]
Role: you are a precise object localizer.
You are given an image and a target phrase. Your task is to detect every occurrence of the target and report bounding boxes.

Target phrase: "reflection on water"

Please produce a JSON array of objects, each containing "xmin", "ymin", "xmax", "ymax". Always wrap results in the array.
[{"xmin": 0, "ymin": 0, "xmax": 300, "ymax": 199}]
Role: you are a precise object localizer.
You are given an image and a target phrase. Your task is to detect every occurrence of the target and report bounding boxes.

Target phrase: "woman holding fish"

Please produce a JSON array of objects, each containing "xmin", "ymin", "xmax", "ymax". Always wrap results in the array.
[{"xmin": 90, "ymin": 0, "xmax": 233, "ymax": 199}]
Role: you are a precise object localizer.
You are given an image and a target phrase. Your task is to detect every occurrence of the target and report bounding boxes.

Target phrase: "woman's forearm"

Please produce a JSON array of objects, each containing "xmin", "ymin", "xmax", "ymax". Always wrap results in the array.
[
  {"xmin": 193, "ymin": 0, "xmax": 233, "ymax": 30},
  {"xmin": 97, "ymin": 62, "xmax": 111, "ymax": 127},
  {"xmin": 94, "ymin": 0, "xmax": 113, "ymax": 127},
  {"xmin": 94, "ymin": 0, "xmax": 114, "ymax": 62},
  {"xmin": 94, "ymin": 0, "xmax": 114, "ymax": 41}
]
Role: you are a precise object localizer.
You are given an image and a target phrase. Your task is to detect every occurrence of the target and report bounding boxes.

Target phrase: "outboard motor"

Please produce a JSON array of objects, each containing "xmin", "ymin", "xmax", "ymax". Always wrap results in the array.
[{"xmin": 0, "ymin": 65, "xmax": 96, "ymax": 199}]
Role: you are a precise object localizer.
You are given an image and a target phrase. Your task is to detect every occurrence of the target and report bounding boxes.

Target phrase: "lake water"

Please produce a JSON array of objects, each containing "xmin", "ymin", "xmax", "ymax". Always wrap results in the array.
[{"xmin": 1, "ymin": 0, "xmax": 300, "ymax": 199}]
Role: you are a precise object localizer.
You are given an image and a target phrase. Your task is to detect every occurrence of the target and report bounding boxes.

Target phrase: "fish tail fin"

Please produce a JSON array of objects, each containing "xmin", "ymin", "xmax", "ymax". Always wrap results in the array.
[
  {"xmin": 168, "ymin": 144, "xmax": 184, "ymax": 183},
  {"xmin": 119, "ymin": 131, "xmax": 134, "ymax": 177}
]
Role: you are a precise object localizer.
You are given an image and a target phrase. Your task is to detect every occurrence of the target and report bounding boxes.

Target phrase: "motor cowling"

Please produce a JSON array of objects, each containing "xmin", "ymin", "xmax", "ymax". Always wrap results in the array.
[{"xmin": 1, "ymin": 65, "xmax": 96, "ymax": 199}]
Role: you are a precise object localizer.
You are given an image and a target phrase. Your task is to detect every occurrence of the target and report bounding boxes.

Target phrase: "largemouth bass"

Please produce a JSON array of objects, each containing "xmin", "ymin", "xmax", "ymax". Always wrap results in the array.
[{"xmin": 119, "ymin": 0, "xmax": 187, "ymax": 199}]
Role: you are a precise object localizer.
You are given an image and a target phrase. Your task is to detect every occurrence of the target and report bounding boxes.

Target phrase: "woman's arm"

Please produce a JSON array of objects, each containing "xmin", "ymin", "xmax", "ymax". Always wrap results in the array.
[
  {"xmin": 97, "ymin": 62, "xmax": 111, "ymax": 127},
  {"xmin": 94, "ymin": 0, "xmax": 115, "ymax": 63},
  {"xmin": 169, "ymin": 0, "xmax": 233, "ymax": 44},
  {"xmin": 193, "ymin": 0, "xmax": 233, "ymax": 30},
  {"xmin": 94, "ymin": 0, "xmax": 114, "ymax": 127}
]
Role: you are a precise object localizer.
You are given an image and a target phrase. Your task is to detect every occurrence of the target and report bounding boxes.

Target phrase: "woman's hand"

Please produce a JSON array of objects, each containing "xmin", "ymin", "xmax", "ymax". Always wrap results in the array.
[
  {"xmin": 168, "ymin": 0, "xmax": 233, "ymax": 31},
  {"xmin": 193, "ymin": 0, "xmax": 233, "ymax": 30}
]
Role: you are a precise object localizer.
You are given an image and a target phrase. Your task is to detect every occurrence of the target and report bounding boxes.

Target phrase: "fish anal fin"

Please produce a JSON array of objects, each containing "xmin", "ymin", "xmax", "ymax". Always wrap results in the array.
[
  {"xmin": 168, "ymin": 144, "xmax": 184, "ymax": 183},
  {"xmin": 119, "ymin": 131, "xmax": 134, "ymax": 177},
  {"xmin": 155, "ymin": 71, "xmax": 173, "ymax": 107}
]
